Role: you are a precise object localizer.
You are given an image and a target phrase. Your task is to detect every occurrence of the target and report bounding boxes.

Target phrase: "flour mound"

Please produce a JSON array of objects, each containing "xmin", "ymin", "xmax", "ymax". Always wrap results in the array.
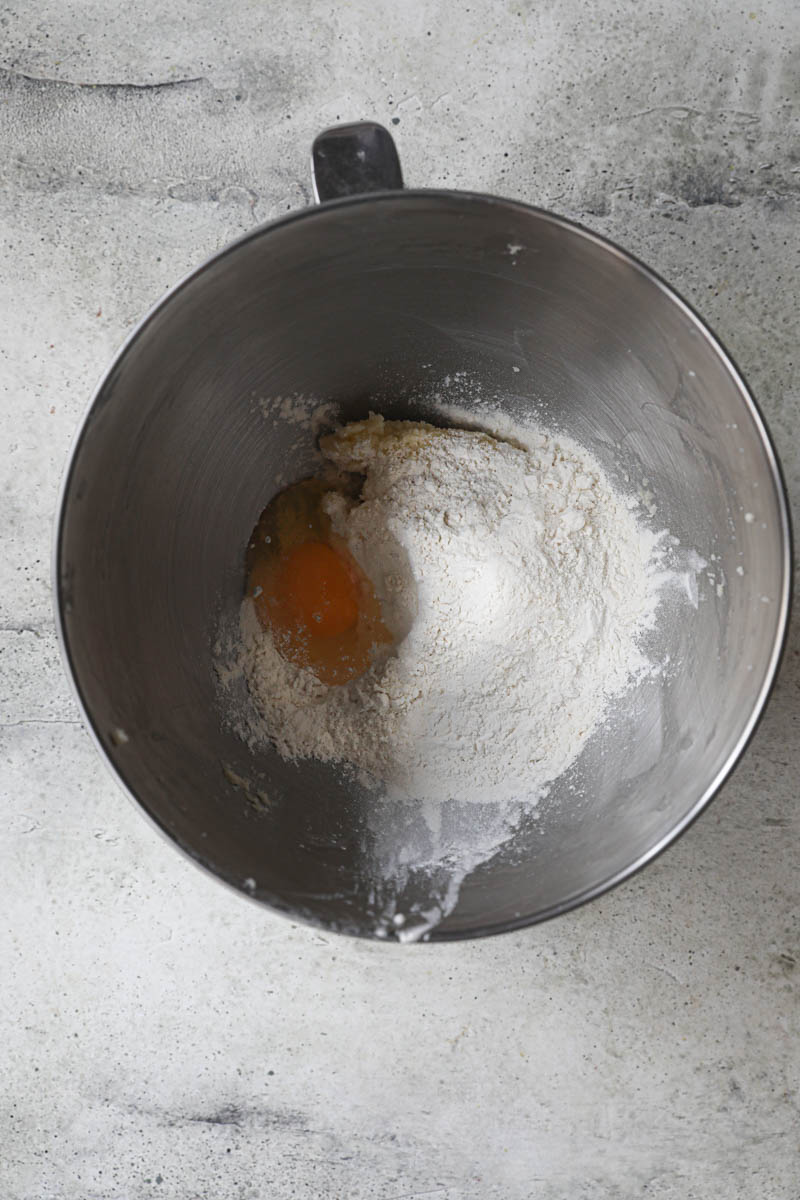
[{"xmin": 238, "ymin": 414, "xmax": 666, "ymax": 803}]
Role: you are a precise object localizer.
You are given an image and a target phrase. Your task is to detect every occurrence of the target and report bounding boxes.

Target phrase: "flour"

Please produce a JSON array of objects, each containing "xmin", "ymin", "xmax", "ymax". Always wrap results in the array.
[{"xmin": 234, "ymin": 413, "xmax": 669, "ymax": 806}]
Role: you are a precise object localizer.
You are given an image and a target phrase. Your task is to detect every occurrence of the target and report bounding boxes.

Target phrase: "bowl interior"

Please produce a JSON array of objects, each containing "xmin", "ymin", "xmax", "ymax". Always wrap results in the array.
[{"xmin": 57, "ymin": 193, "xmax": 789, "ymax": 939}]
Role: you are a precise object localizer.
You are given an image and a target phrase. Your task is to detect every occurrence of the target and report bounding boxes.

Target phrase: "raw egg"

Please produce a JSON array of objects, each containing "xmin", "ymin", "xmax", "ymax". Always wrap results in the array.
[{"xmin": 246, "ymin": 478, "xmax": 391, "ymax": 685}]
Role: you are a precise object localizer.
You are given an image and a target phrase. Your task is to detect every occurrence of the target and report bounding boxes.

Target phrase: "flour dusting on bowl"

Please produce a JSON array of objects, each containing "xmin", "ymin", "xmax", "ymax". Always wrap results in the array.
[{"xmin": 217, "ymin": 400, "xmax": 692, "ymax": 939}]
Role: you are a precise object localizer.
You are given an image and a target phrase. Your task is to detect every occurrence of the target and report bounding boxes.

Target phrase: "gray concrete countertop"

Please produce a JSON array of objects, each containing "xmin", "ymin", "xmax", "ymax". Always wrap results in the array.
[{"xmin": 2, "ymin": 2, "xmax": 798, "ymax": 1197}]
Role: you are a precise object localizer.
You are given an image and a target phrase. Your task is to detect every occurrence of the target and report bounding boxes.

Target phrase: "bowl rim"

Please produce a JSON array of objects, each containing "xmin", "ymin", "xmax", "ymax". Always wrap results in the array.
[{"xmin": 52, "ymin": 187, "xmax": 794, "ymax": 942}]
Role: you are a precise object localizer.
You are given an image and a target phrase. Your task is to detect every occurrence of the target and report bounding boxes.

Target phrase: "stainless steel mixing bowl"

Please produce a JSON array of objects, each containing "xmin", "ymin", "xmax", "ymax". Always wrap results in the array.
[{"xmin": 55, "ymin": 123, "xmax": 791, "ymax": 940}]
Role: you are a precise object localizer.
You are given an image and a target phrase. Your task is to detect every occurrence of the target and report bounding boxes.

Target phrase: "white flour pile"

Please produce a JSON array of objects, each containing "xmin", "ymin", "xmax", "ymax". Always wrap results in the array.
[{"xmin": 234, "ymin": 413, "xmax": 668, "ymax": 804}]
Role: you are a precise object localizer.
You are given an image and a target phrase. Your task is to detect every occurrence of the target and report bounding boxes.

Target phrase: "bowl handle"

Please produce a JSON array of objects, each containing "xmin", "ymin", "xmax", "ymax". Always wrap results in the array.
[{"xmin": 311, "ymin": 122, "xmax": 404, "ymax": 203}]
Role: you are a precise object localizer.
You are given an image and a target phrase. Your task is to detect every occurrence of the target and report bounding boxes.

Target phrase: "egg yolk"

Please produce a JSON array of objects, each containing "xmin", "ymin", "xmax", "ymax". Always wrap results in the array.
[
  {"xmin": 246, "ymin": 478, "xmax": 393, "ymax": 686},
  {"xmin": 276, "ymin": 541, "xmax": 359, "ymax": 637}
]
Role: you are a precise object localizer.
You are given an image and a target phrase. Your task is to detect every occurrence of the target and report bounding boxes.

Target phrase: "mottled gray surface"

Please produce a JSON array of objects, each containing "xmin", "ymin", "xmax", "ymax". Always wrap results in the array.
[{"xmin": 1, "ymin": 2, "xmax": 799, "ymax": 1197}]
